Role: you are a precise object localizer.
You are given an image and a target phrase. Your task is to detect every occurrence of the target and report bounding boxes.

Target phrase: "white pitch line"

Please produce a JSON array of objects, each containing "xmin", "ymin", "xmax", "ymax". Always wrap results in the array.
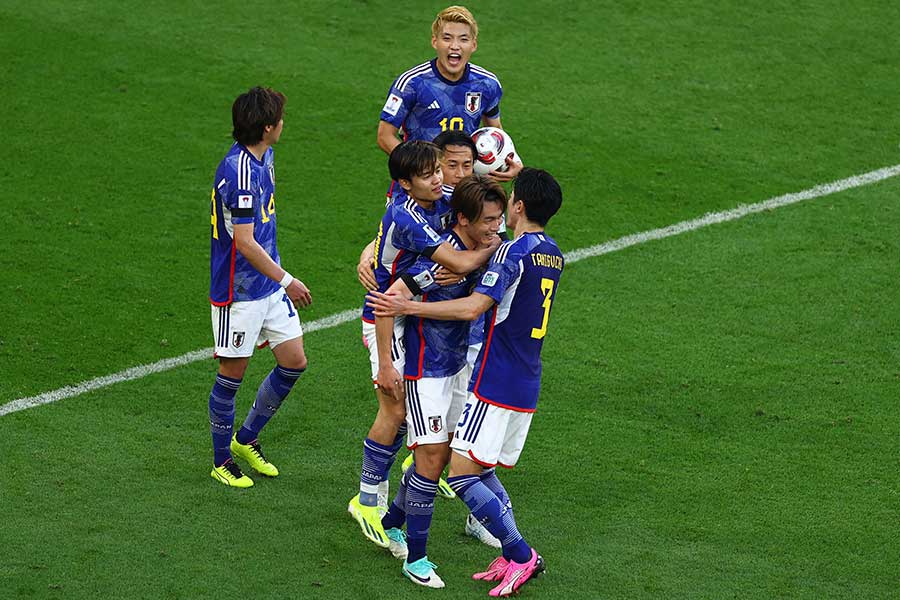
[{"xmin": 2, "ymin": 165, "xmax": 899, "ymax": 418}]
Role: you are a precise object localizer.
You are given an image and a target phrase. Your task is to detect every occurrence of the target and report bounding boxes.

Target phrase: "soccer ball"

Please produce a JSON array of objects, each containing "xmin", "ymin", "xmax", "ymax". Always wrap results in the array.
[{"xmin": 471, "ymin": 127, "xmax": 521, "ymax": 175}]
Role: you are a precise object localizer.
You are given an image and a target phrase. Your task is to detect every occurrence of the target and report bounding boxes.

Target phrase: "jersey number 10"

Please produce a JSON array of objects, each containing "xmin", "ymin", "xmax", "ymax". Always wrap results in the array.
[{"xmin": 439, "ymin": 117, "xmax": 464, "ymax": 131}]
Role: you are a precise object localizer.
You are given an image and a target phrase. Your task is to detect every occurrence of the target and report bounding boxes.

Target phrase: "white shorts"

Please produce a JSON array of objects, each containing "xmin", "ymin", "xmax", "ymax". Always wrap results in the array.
[
  {"xmin": 362, "ymin": 317, "xmax": 406, "ymax": 386},
  {"xmin": 466, "ymin": 341, "xmax": 482, "ymax": 371},
  {"xmin": 211, "ymin": 290, "xmax": 303, "ymax": 358},
  {"xmin": 450, "ymin": 393, "xmax": 534, "ymax": 468},
  {"xmin": 405, "ymin": 368, "xmax": 468, "ymax": 448}
]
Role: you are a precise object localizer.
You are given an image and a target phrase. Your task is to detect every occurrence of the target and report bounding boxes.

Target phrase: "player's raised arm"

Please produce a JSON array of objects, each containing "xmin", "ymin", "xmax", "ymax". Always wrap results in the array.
[
  {"xmin": 428, "ymin": 235, "xmax": 499, "ymax": 275},
  {"xmin": 368, "ymin": 290, "xmax": 493, "ymax": 322},
  {"xmin": 233, "ymin": 223, "xmax": 311, "ymax": 307}
]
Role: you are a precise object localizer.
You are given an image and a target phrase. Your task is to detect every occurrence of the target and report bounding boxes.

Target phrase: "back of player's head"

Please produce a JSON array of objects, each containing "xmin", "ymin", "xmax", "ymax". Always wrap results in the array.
[
  {"xmin": 432, "ymin": 5, "xmax": 478, "ymax": 39},
  {"xmin": 433, "ymin": 130, "xmax": 477, "ymax": 162},
  {"xmin": 232, "ymin": 87, "xmax": 286, "ymax": 146},
  {"xmin": 513, "ymin": 168, "xmax": 562, "ymax": 227},
  {"xmin": 451, "ymin": 174, "xmax": 506, "ymax": 222},
  {"xmin": 389, "ymin": 140, "xmax": 442, "ymax": 182}
]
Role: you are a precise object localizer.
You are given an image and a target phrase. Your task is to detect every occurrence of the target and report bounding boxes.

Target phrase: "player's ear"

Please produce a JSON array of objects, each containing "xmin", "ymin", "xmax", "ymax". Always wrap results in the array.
[
  {"xmin": 398, "ymin": 178, "xmax": 413, "ymax": 192},
  {"xmin": 431, "ymin": 36, "xmax": 438, "ymax": 51}
]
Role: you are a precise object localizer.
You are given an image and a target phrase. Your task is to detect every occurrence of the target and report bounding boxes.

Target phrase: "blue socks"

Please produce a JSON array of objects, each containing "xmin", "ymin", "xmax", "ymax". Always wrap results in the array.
[
  {"xmin": 448, "ymin": 474, "xmax": 531, "ymax": 563},
  {"xmin": 382, "ymin": 423, "xmax": 408, "ymax": 479},
  {"xmin": 236, "ymin": 365, "xmax": 304, "ymax": 444},
  {"xmin": 382, "ymin": 466, "xmax": 412, "ymax": 530},
  {"xmin": 481, "ymin": 468, "xmax": 512, "ymax": 510},
  {"xmin": 360, "ymin": 438, "xmax": 395, "ymax": 506},
  {"xmin": 405, "ymin": 472, "xmax": 438, "ymax": 564},
  {"xmin": 209, "ymin": 374, "xmax": 241, "ymax": 466},
  {"xmin": 359, "ymin": 423, "xmax": 408, "ymax": 507}
]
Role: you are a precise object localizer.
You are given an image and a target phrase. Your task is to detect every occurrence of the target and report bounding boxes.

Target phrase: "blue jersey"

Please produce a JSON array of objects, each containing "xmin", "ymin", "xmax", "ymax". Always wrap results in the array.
[
  {"xmin": 469, "ymin": 233, "xmax": 564, "ymax": 412},
  {"xmin": 361, "ymin": 197, "xmax": 453, "ymax": 323},
  {"xmin": 210, "ymin": 143, "xmax": 280, "ymax": 305},
  {"xmin": 380, "ymin": 59, "xmax": 502, "ymax": 142},
  {"xmin": 402, "ymin": 230, "xmax": 476, "ymax": 379}
]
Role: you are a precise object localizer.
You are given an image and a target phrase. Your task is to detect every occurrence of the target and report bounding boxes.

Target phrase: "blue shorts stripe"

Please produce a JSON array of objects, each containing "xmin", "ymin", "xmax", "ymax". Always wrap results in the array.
[{"xmin": 466, "ymin": 400, "xmax": 489, "ymax": 442}]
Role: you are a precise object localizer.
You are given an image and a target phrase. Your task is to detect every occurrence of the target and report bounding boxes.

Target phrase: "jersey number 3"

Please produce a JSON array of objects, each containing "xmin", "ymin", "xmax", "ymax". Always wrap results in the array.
[{"xmin": 530, "ymin": 278, "xmax": 555, "ymax": 340}]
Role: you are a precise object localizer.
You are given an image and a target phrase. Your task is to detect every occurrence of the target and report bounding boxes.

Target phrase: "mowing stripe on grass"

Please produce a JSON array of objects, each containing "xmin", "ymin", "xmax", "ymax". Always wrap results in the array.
[{"xmin": 3, "ymin": 164, "xmax": 899, "ymax": 417}]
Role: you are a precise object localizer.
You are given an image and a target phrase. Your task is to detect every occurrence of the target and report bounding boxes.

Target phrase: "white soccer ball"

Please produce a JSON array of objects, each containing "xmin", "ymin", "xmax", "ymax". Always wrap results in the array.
[{"xmin": 471, "ymin": 127, "xmax": 521, "ymax": 175}]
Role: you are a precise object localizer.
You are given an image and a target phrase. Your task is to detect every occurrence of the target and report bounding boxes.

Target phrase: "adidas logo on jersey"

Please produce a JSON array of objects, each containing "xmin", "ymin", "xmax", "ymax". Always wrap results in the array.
[{"xmin": 427, "ymin": 100, "xmax": 441, "ymax": 110}]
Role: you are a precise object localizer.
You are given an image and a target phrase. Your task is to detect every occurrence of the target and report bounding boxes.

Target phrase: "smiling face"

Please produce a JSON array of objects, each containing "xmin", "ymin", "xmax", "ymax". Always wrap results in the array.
[
  {"xmin": 458, "ymin": 199, "xmax": 503, "ymax": 247},
  {"xmin": 432, "ymin": 21, "xmax": 477, "ymax": 81},
  {"xmin": 440, "ymin": 144, "xmax": 475, "ymax": 187}
]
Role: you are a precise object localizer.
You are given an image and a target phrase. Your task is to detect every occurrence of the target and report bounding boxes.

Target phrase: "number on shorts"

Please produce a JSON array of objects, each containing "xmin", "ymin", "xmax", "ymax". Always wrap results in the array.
[
  {"xmin": 281, "ymin": 293, "xmax": 295, "ymax": 317},
  {"xmin": 457, "ymin": 402, "xmax": 473, "ymax": 429}
]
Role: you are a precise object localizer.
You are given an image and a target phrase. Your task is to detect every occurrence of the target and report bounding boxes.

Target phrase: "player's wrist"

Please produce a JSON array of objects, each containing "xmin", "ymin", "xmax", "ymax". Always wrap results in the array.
[{"xmin": 279, "ymin": 271, "xmax": 294, "ymax": 288}]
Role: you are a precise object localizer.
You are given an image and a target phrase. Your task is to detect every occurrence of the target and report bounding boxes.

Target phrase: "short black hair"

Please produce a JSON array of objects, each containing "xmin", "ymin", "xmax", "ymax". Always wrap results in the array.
[
  {"xmin": 451, "ymin": 174, "xmax": 506, "ymax": 222},
  {"xmin": 231, "ymin": 87, "xmax": 286, "ymax": 146},
  {"xmin": 432, "ymin": 130, "xmax": 477, "ymax": 162},
  {"xmin": 388, "ymin": 140, "xmax": 442, "ymax": 182},
  {"xmin": 513, "ymin": 168, "xmax": 562, "ymax": 227}
]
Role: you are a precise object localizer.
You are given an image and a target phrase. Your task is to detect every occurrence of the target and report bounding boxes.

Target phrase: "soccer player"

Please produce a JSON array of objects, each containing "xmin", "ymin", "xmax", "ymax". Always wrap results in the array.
[
  {"xmin": 367, "ymin": 168, "xmax": 563, "ymax": 596},
  {"xmin": 207, "ymin": 87, "xmax": 312, "ymax": 488},
  {"xmin": 361, "ymin": 131, "xmax": 506, "ymax": 548},
  {"xmin": 357, "ymin": 130, "xmax": 486, "ymax": 291},
  {"xmin": 377, "ymin": 5, "xmax": 522, "ymax": 183},
  {"xmin": 349, "ymin": 140, "xmax": 499, "ymax": 549},
  {"xmin": 373, "ymin": 176, "xmax": 505, "ymax": 587}
]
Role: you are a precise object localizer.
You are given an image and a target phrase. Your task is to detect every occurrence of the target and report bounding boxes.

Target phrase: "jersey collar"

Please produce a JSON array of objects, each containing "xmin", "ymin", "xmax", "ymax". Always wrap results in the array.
[{"xmin": 430, "ymin": 58, "xmax": 470, "ymax": 86}]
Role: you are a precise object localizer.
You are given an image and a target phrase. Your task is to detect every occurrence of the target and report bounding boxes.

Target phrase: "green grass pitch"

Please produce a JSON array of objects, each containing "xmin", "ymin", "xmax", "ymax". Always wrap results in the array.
[{"xmin": 1, "ymin": 1, "xmax": 898, "ymax": 598}]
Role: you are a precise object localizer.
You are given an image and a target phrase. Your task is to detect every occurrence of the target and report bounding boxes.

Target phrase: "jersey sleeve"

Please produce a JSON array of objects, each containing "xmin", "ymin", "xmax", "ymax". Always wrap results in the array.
[
  {"xmin": 401, "ymin": 255, "xmax": 441, "ymax": 295},
  {"xmin": 223, "ymin": 168, "xmax": 256, "ymax": 224},
  {"xmin": 380, "ymin": 78, "xmax": 417, "ymax": 129},
  {"xmin": 483, "ymin": 78, "xmax": 503, "ymax": 119},
  {"xmin": 473, "ymin": 242, "xmax": 520, "ymax": 303},
  {"xmin": 392, "ymin": 209, "xmax": 444, "ymax": 256}
]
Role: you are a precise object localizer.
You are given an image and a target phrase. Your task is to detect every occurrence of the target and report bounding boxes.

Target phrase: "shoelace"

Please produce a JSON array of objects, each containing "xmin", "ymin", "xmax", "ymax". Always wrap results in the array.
[
  {"xmin": 249, "ymin": 441, "xmax": 269, "ymax": 462},
  {"xmin": 223, "ymin": 461, "xmax": 244, "ymax": 478}
]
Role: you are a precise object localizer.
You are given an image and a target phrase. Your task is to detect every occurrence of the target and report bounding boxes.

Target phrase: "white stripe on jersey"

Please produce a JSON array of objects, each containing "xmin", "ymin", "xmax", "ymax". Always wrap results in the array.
[
  {"xmin": 470, "ymin": 64, "xmax": 501, "ymax": 87},
  {"xmin": 402, "ymin": 199, "xmax": 428, "ymax": 225},
  {"xmin": 396, "ymin": 62, "xmax": 431, "ymax": 92},
  {"xmin": 492, "ymin": 240, "xmax": 513, "ymax": 264},
  {"xmin": 492, "ymin": 259, "xmax": 523, "ymax": 328},
  {"xmin": 217, "ymin": 178, "xmax": 227, "ymax": 190},
  {"xmin": 238, "ymin": 151, "xmax": 250, "ymax": 190}
]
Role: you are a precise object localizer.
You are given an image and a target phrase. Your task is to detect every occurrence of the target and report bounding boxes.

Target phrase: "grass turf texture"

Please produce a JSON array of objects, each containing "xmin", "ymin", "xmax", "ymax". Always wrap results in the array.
[{"xmin": 2, "ymin": 0, "xmax": 899, "ymax": 598}]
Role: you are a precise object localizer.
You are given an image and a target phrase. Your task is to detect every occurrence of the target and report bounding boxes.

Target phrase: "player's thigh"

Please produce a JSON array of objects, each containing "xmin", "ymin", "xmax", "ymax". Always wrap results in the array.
[
  {"xmin": 450, "ymin": 394, "xmax": 511, "ymax": 468},
  {"xmin": 446, "ymin": 368, "xmax": 469, "ymax": 435},
  {"xmin": 496, "ymin": 411, "xmax": 534, "ymax": 468},
  {"xmin": 405, "ymin": 376, "xmax": 455, "ymax": 448},
  {"xmin": 211, "ymin": 300, "xmax": 266, "ymax": 359},
  {"xmin": 362, "ymin": 318, "xmax": 406, "ymax": 385},
  {"xmin": 259, "ymin": 290, "xmax": 304, "ymax": 353}
]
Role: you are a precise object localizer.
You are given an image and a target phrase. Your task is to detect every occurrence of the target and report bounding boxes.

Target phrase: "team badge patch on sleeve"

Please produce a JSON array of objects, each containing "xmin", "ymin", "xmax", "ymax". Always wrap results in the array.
[
  {"xmin": 412, "ymin": 270, "xmax": 435, "ymax": 289},
  {"xmin": 382, "ymin": 93, "xmax": 403, "ymax": 116},
  {"xmin": 481, "ymin": 271, "xmax": 499, "ymax": 287},
  {"xmin": 238, "ymin": 195, "xmax": 253, "ymax": 209}
]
